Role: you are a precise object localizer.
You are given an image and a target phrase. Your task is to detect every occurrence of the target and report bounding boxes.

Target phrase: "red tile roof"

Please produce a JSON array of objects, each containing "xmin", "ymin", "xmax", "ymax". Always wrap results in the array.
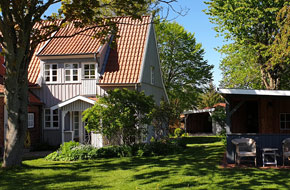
[
  {"xmin": 99, "ymin": 16, "xmax": 150, "ymax": 84},
  {"xmin": 30, "ymin": 16, "xmax": 151, "ymax": 85},
  {"xmin": 38, "ymin": 24, "xmax": 103, "ymax": 56}
]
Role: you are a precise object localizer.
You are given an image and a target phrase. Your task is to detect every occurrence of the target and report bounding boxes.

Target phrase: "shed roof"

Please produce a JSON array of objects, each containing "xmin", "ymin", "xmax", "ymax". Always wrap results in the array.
[{"xmin": 218, "ymin": 88, "xmax": 290, "ymax": 97}]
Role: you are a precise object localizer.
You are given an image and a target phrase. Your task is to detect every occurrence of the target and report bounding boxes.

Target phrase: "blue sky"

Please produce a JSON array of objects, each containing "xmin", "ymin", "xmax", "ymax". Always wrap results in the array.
[
  {"xmin": 45, "ymin": 0, "xmax": 225, "ymax": 86},
  {"xmin": 167, "ymin": 0, "xmax": 226, "ymax": 87}
]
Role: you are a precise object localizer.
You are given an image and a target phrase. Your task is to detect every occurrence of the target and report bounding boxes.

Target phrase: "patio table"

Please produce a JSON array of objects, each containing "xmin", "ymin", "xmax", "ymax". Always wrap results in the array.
[{"xmin": 262, "ymin": 148, "xmax": 279, "ymax": 167}]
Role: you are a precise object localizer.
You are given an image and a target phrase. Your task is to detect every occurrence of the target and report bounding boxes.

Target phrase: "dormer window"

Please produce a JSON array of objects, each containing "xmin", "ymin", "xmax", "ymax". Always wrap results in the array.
[
  {"xmin": 83, "ymin": 63, "xmax": 96, "ymax": 79},
  {"xmin": 65, "ymin": 63, "xmax": 79, "ymax": 82},
  {"xmin": 44, "ymin": 64, "xmax": 58, "ymax": 82}
]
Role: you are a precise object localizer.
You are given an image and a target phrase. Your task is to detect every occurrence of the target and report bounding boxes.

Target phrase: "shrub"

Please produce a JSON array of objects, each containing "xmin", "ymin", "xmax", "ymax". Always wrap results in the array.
[
  {"xmin": 46, "ymin": 139, "xmax": 183, "ymax": 161},
  {"xmin": 174, "ymin": 128, "xmax": 184, "ymax": 138}
]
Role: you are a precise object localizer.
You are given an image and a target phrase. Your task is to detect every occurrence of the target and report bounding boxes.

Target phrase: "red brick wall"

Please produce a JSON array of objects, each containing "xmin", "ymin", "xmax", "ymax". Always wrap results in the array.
[
  {"xmin": 0, "ymin": 97, "xmax": 41, "ymax": 149},
  {"xmin": 28, "ymin": 105, "xmax": 41, "ymax": 146},
  {"xmin": 0, "ymin": 97, "xmax": 4, "ymax": 149}
]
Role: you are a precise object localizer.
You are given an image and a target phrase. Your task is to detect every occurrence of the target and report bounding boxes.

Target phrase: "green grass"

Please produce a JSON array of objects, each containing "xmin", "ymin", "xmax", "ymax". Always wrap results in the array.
[{"xmin": 1, "ymin": 136, "xmax": 290, "ymax": 189}]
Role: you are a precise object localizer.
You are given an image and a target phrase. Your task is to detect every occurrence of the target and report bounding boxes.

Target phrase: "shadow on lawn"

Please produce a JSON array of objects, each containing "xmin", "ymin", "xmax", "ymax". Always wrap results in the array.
[{"xmin": 1, "ymin": 136, "xmax": 290, "ymax": 189}]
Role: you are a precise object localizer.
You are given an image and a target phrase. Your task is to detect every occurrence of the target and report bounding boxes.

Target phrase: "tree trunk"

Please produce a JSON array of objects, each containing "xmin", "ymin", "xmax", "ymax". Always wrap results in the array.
[{"xmin": 2, "ymin": 57, "xmax": 29, "ymax": 168}]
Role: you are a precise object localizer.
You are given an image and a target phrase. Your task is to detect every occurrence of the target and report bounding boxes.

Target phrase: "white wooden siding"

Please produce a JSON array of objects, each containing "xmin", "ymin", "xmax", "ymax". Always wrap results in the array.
[{"xmin": 61, "ymin": 100, "xmax": 93, "ymax": 112}]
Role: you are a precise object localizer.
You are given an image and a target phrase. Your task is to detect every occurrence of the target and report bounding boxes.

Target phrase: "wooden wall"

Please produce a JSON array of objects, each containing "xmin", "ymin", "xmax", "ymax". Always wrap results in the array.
[
  {"xmin": 186, "ymin": 112, "xmax": 212, "ymax": 133},
  {"xmin": 229, "ymin": 96, "xmax": 290, "ymax": 134}
]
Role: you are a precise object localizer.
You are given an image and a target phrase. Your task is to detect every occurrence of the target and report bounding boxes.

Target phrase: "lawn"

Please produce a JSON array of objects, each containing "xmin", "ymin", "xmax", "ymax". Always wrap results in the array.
[{"xmin": 1, "ymin": 136, "xmax": 290, "ymax": 190}]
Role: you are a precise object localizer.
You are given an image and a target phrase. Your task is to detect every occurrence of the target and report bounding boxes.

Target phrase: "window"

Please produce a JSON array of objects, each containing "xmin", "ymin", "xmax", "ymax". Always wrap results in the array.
[
  {"xmin": 45, "ymin": 109, "xmax": 59, "ymax": 129},
  {"xmin": 83, "ymin": 64, "xmax": 96, "ymax": 79},
  {"xmin": 73, "ymin": 112, "xmax": 79, "ymax": 138},
  {"xmin": 65, "ymin": 63, "xmax": 79, "ymax": 82},
  {"xmin": 280, "ymin": 113, "xmax": 290, "ymax": 129},
  {"xmin": 28, "ymin": 113, "xmax": 34, "ymax": 128},
  {"xmin": 150, "ymin": 66, "xmax": 155, "ymax": 85},
  {"xmin": 44, "ymin": 64, "xmax": 58, "ymax": 82}
]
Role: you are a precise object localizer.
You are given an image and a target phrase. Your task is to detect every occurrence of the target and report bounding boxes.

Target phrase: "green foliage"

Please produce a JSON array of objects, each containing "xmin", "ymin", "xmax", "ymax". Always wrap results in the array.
[
  {"xmin": 211, "ymin": 106, "xmax": 226, "ymax": 130},
  {"xmin": 45, "ymin": 140, "xmax": 182, "ymax": 161},
  {"xmin": 205, "ymin": 0, "xmax": 290, "ymax": 90},
  {"xmin": 218, "ymin": 43, "xmax": 263, "ymax": 89},
  {"xmin": 174, "ymin": 128, "xmax": 184, "ymax": 138},
  {"xmin": 151, "ymin": 100, "xmax": 179, "ymax": 139},
  {"xmin": 82, "ymin": 88, "xmax": 155, "ymax": 145},
  {"xmin": 198, "ymin": 83, "xmax": 223, "ymax": 109},
  {"xmin": 155, "ymin": 20, "xmax": 213, "ymax": 111}
]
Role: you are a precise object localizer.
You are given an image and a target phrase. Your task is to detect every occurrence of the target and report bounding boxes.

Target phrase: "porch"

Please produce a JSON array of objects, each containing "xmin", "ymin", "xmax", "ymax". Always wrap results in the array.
[
  {"xmin": 218, "ymin": 89, "xmax": 290, "ymax": 166},
  {"xmin": 50, "ymin": 95, "xmax": 103, "ymax": 147}
]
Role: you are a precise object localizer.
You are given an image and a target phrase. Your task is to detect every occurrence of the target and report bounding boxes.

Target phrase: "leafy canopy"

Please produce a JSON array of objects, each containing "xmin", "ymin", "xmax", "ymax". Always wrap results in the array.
[
  {"xmin": 155, "ymin": 20, "xmax": 213, "ymax": 111},
  {"xmin": 205, "ymin": 0, "xmax": 290, "ymax": 90},
  {"xmin": 82, "ymin": 89, "xmax": 155, "ymax": 145}
]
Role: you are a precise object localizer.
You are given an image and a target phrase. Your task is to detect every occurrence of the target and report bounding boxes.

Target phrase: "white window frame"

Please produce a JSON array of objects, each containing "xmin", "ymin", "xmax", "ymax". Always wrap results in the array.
[
  {"xmin": 44, "ymin": 109, "xmax": 59, "ymax": 129},
  {"xmin": 280, "ymin": 113, "xmax": 290, "ymax": 130},
  {"xmin": 28, "ymin": 113, "xmax": 34, "ymax": 129},
  {"xmin": 150, "ymin": 66, "xmax": 155, "ymax": 85},
  {"xmin": 64, "ymin": 63, "xmax": 79, "ymax": 83},
  {"xmin": 44, "ymin": 64, "xmax": 58, "ymax": 83},
  {"xmin": 82, "ymin": 63, "xmax": 96, "ymax": 79}
]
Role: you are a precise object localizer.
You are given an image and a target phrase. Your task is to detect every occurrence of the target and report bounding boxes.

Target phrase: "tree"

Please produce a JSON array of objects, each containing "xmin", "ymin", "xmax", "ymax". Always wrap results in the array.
[
  {"xmin": 205, "ymin": 0, "xmax": 290, "ymax": 90},
  {"xmin": 83, "ymin": 88, "xmax": 155, "ymax": 145},
  {"xmin": 0, "ymin": 0, "xmax": 180, "ymax": 168},
  {"xmin": 197, "ymin": 82, "xmax": 223, "ymax": 109},
  {"xmin": 219, "ymin": 43, "xmax": 263, "ymax": 89},
  {"xmin": 155, "ymin": 20, "xmax": 213, "ymax": 112}
]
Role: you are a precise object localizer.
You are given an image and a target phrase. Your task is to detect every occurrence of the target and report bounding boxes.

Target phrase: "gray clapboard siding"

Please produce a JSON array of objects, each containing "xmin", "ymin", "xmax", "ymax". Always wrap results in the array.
[
  {"xmin": 82, "ymin": 79, "xmax": 97, "ymax": 95},
  {"xmin": 62, "ymin": 100, "xmax": 93, "ymax": 112}
]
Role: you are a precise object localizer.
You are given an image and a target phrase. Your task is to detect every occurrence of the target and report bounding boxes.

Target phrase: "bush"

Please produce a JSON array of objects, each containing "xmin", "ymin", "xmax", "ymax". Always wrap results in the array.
[
  {"xmin": 174, "ymin": 128, "xmax": 184, "ymax": 138},
  {"xmin": 45, "ymin": 140, "xmax": 183, "ymax": 161}
]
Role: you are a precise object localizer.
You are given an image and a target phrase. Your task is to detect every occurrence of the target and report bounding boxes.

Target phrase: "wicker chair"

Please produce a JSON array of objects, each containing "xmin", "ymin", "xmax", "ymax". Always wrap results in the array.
[
  {"xmin": 232, "ymin": 138, "xmax": 257, "ymax": 166},
  {"xmin": 282, "ymin": 138, "xmax": 290, "ymax": 166}
]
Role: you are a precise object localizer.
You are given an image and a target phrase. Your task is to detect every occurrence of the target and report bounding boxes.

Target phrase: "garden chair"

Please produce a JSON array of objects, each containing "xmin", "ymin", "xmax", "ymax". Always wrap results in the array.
[
  {"xmin": 231, "ymin": 138, "xmax": 256, "ymax": 166},
  {"xmin": 282, "ymin": 138, "xmax": 290, "ymax": 166}
]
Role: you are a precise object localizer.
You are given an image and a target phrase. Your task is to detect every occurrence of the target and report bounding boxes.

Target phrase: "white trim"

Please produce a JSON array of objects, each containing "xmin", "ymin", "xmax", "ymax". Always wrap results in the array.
[
  {"xmin": 151, "ymin": 21, "xmax": 169, "ymax": 102},
  {"xmin": 82, "ymin": 63, "xmax": 97, "ymax": 79},
  {"xmin": 218, "ymin": 88, "xmax": 290, "ymax": 97},
  {"xmin": 64, "ymin": 63, "xmax": 80, "ymax": 83},
  {"xmin": 184, "ymin": 108, "xmax": 215, "ymax": 115},
  {"xmin": 28, "ymin": 113, "xmax": 35, "ymax": 128},
  {"xmin": 138, "ymin": 16, "xmax": 151, "ymax": 83},
  {"xmin": 51, "ymin": 95, "xmax": 96, "ymax": 110},
  {"xmin": 37, "ymin": 54, "xmax": 95, "ymax": 60}
]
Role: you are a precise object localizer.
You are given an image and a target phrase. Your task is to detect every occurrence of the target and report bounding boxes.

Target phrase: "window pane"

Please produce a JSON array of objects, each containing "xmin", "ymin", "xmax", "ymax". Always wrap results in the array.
[
  {"xmin": 45, "ymin": 76, "xmax": 50, "ymax": 82},
  {"xmin": 52, "ymin": 64, "xmax": 57, "ymax": 69},
  {"xmin": 91, "ymin": 70, "xmax": 95, "ymax": 75},
  {"xmin": 52, "ymin": 76, "xmax": 57, "ymax": 81},
  {"xmin": 73, "ymin": 70, "xmax": 78, "ymax": 75},
  {"xmin": 53, "ymin": 109, "xmax": 58, "ymax": 115},
  {"xmin": 45, "ymin": 65, "xmax": 50, "ymax": 70},
  {"xmin": 84, "ymin": 71, "xmax": 89, "ymax": 75},
  {"xmin": 45, "ymin": 122, "xmax": 50, "ymax": 128},
  {"xmin": 73, "ymin": 76, "xmax": 78, "ymax": 81},
  {"xmin": 286, "ymin": 122, "xmax": 290, "ymax": 129},
  {"xmin": 53, "ymin": 116, "xmax": 58, "ymax": 121},
  {"xmin": 65, "ymin": 76, "xmax": 70, "ymax": 81},
  {"xmin": 281, "ymin": 114, "xmax": 285, "ymax": 121},
  {"xmin": 52, "ymin": 70, "xmax": 57, "ymax": 75},
  {"xmin": 286, "ymin": 114, "xmax": 290, "ymax": 121},
  {"xmin": 65, "ymin": 64, "xmax": 70, "ymax": 69},
  {"xmin": 65, "ymin": 70, "xmax": 70, "ymax": 75},
  {"xmin": 84, "ymin": 65, "xmax": 89, "ymax": 70},
  {"xmin": 73, "ymin": 64, "xmax": 78, "ymax": 69},
  {"xmin": 53, "ymin": 122, "xmax": 58, "ymax": 128},
  {"xmin": 90, "ymin": 64, "xmax": 95, "ymax": 69}
]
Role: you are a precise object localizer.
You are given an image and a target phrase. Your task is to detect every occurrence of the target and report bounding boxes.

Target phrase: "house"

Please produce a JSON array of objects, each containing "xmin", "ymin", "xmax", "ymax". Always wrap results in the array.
[
  {"xmin": 0, "ymin": 16, "xmax": 168, "ymax": 150},
  {"xmin": 219, "ymin": 88, "xmax": 290, "ymax": 165},
  {"xmin": 183, "ymin": 103, "xmax": 225, "ymax": 135}
]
